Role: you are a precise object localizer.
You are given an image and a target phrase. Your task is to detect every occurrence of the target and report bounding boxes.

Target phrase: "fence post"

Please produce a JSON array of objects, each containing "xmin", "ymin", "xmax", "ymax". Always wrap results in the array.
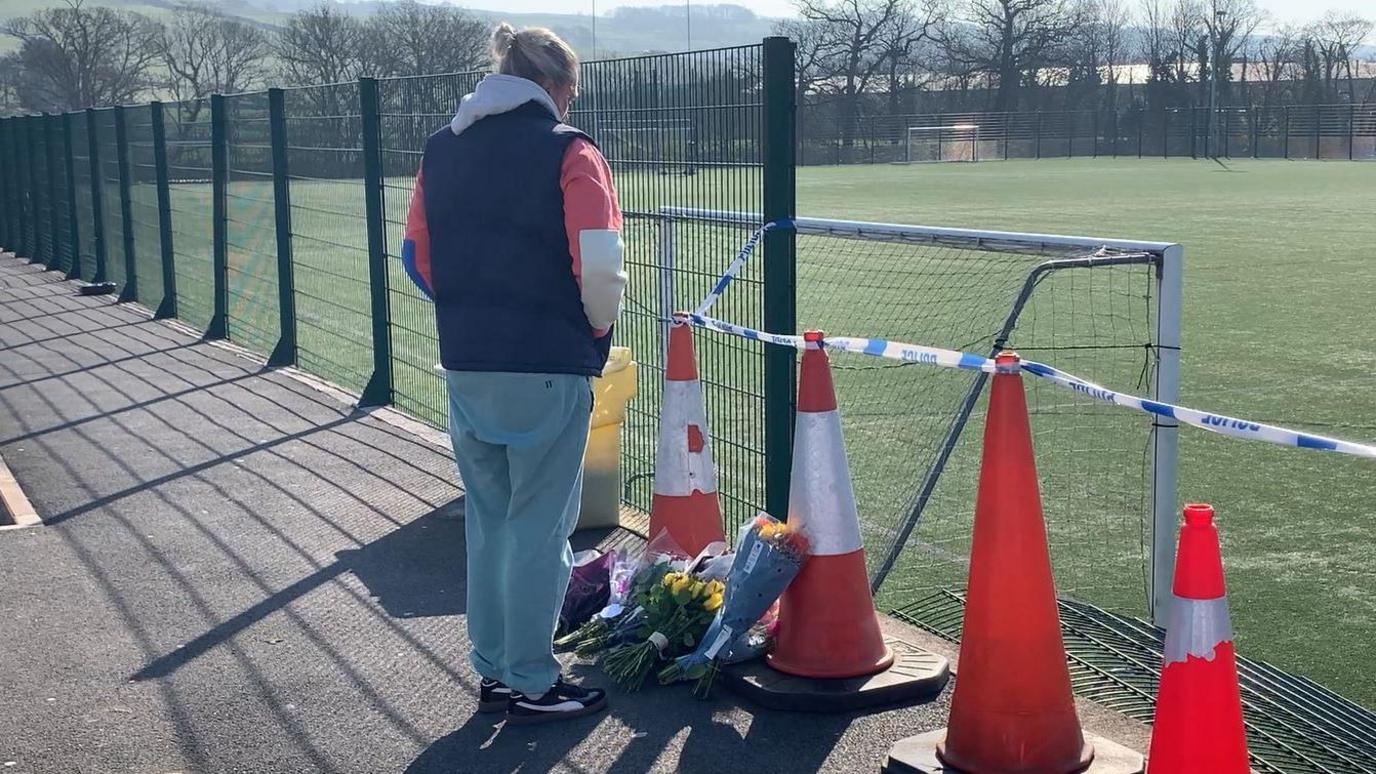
[
  {"xmin": 1, "ymin": 120, "xmax": 11, "ymax": 253},
  {"xmin": 1137, "ymin": 108, "xmax": 1144, "ymax": 158},
  {"xmin": 25, "ymin": 117, "xmax": 43, "ymax": 263},
  {"xmin": 762, "ymin": 36, "xmax": 798, "ymax": 520},
  {"xmin": 46, "ymin": 114, "xmax": 64, "ymax": 271},
  {"xmin": 1034, "ymin": 110, "xmax": 1042, "ymax": 158},
  {"xmin": 1283, "ymin": 105, "xmax": 1290, "ymax": 159},
  {"xmin": 1351, "ymin": 103, "xmax": 1357, "ymax": 162},
  {"xmin": 1190, "ymin": 107, "xmax": 1198, "ymax": 159},
  {"xmin": 114, "ymin": 106, "xmax": 138, "ymax": 302},
  {"xmin": 1313, "ymin": 105, "xmax": 1321, "ymax": 159},
  {"xmin": 0, "ymin": 120, "xmax": 9, "ymax": 251},
  {"xmin": 1150, "ymin": 243, "xmax": 1184, "ymax": 626},
  {"xmin": 86, "ymin": 109, "xmax": 108, "ymax": 283},
  {"xmin": 267, "ymin": 88, "xmax": 297, "ymax": 368},
  {"xmin": 150, "ymin": 102, "xmax": 177, "ymax": 319},
  {"xmin": 62, "ymin": 113, "xmax": 83, "ymax": 280},
  {"xmin": 208, "ymin": 94, "xmax": 229, "ymax": 339},
  {"xmin": 1222, "ymin": 110, "xmax": 1230, "ymax": 158},
  {"xmin": 1252, "ymin": 108, "xmax": 1259, "ymax": 158},
  {"xmin": 358, "ymin": 77, "xmax": 392, "ymax": 407}
]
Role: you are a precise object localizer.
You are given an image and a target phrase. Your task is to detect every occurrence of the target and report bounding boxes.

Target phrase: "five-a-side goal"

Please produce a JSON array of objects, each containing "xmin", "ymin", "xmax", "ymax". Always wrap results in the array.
[
  {"xmin": 640, "ymin": 206, "xmax": 1182, "ymax": 627},
  {"xmin": 902, "ymin": 124, "xmax": 981, "ymax": 164}
]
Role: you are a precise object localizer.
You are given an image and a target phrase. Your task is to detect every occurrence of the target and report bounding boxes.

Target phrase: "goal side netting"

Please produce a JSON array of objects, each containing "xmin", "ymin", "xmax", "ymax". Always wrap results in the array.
[
  {"xmin": 616, "ymin": 207, "xmax": 1173, "ymax": 624},
  {"xmin": 906, "ymin": 124, "xmax": 981, "ymax": 163}
]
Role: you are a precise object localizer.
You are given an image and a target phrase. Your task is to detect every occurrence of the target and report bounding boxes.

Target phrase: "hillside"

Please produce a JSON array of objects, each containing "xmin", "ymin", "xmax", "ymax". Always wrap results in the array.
[{"xmin": 0, "ymin": 0, "xmax": 782, "ymax": 58}]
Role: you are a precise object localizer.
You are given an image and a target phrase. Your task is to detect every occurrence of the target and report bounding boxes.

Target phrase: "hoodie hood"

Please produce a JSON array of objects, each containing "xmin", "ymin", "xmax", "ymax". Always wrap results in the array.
[{"xmin": 450, "ymin": 74, "xmax": 561, "ymax": 136}]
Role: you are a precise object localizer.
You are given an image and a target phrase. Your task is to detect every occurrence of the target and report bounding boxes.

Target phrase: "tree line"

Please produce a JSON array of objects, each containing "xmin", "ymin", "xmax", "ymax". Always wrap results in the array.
[
  {"xmin": 0, "ymin": 0, "xmax": 492, "ymax": 115},
  {"xmin": 778, "ymin": 0, "xmax": 1372, "ymax": 125},
  {"xmin": 0, "ymin": 0, "xmax": 1370, "ymax": 121}
]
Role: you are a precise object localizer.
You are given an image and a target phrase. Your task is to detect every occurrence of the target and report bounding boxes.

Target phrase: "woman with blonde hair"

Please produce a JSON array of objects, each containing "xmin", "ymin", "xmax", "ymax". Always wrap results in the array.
[{"xmin": 401, "ymin": 23, "xmax": 625, "ymax": 724}]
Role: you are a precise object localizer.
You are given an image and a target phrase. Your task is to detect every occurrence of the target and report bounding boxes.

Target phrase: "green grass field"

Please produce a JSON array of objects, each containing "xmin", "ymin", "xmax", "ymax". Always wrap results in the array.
[
  {"xmin": 79, "ymin": 157, "xmax": 1375, "ymax": 707},
  {"xmin": 795, "ymin": 158, "xmax": 1376, "ymax": 706}
]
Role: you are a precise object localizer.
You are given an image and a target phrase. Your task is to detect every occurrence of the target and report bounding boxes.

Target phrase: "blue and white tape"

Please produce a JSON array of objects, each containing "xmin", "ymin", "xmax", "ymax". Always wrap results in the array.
[
  {"xmin": 672, "ymin": 226, "xmax": 1376, "ymax": 460},
  {"xmin": 691, "ymin": 222, "xmax": 778, "ymax": 317},
  {"xmin": 1021, "ymin": 361, "xmax": 1376, "ymax": 459}
]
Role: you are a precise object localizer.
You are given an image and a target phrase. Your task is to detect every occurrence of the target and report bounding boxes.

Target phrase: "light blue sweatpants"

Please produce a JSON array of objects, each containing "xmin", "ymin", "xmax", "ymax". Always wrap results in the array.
[{"xmin": 445, "ymin": 370, "xmax": 592, "ymax": 697}]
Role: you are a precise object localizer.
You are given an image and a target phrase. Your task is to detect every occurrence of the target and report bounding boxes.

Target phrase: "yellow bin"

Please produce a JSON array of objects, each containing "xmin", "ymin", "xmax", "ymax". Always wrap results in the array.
[{"xmin": 580, "ymin": 347, "xmax": 637, "ymax": 530}]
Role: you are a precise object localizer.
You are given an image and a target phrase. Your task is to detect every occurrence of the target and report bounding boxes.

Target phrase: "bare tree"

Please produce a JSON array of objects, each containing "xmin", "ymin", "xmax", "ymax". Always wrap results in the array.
[
  {"xmin": 273, "ymin": 3, "xmax": 365, "ymax": 88},
  {"xmin": 1099, "ymin": 0, "xmax": 1131, "ymax": 85},
  {"xmin": 3, "ymin": 0, "xmax": 160, "ymax": 112},
  {"xmin": 1252, "ymin": 23, "xmax": 1299, "ymax": 108},
  {"xmin": 775, "ymin": 18, "xmax": 834, "ymax": 98},
  {"xmin": 1168, "ymin": 0, "xmax": 1203, "ymax": 84},
  {"xmin": 364, "ymin": 0, "xmax": 489, "ymax": 78},
  {"xmin": 1309, "ymin": 11, "xmax": 1373, "ymax": 102},
  {"xmin": 159, "ymin": 2, "xmax": 269, "ymax": 106},
  {"xmin": 1138, "ymin": 0, "xmax": 1170, "ymax": 74},
  {"xmin": 877, "ymin": 1, "xmax": 940, "ymax": 115},
  {"xmin": 940, "ymin": 0, "xmax": 1087, "ymax": 111},
  {"xmin": 1203, "ymin": 0, "xmax": 1263, "ymax": 104},
  {"xmin": 796, "ymin": 0, "xmax": 912, "ymax": 143}
]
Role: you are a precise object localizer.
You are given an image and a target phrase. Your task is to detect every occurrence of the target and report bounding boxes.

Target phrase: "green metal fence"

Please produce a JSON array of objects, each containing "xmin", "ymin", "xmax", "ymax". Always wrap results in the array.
[{"xmin": 0, "ymin": 38, "xmax": 796, "ymax": 534}]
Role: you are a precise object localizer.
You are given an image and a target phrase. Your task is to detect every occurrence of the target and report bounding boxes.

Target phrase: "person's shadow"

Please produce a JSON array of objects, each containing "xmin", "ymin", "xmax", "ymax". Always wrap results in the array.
[
  {"xmin": 132, "ymin": 498, "xmax": 468, "ymax": 681},
  {"xmin": 335, "ymin": 497, "xmax": 468, "ymax": 619}
]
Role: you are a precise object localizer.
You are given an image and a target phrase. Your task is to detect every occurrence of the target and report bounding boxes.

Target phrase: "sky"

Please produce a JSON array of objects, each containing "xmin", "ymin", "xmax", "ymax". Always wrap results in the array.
[{"xmin": 446, "ymin": 0, "xmax": 1375, "ymax": 28}]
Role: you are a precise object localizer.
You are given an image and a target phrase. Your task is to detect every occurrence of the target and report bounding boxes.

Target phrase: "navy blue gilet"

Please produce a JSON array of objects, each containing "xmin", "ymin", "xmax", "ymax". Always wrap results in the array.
[{"xmin": 423, "ymin": 101, "xmax": 610, "ymax": 377}]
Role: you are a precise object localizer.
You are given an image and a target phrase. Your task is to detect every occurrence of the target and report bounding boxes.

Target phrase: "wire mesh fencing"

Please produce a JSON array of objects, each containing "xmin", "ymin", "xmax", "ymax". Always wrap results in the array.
[
  {"xmin": 223, "ymin": 91, "xmax": 280, "ymax": 358},
  {"xmin": 800, "ymin": 103, "xmax": 1376, "ymax": 166},
  {"xmin": 127, "ymin": 106, "xmax": 164, "ymax": 310},
  {"xmin": 68, "ymin": 113, "xmax": 94, "ymax": 281},
  {"xmin": 282, "ymin": 82, "xmax": 374, "ymax": 394},
  {"xmin": 45, "ymin": 114, "xmax": 75, "ymax": 277},
  {"xmin": 165, "ymin": 99, "xmax": 215, "ymax": 331},
  {"xmin": 93, "ymin": 109, "xmax": 128, "ymax": 294}
]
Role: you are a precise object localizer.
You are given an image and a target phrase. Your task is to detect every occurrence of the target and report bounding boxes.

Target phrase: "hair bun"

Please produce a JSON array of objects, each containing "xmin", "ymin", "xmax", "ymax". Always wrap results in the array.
[{"xmin": 491, "ymin": 23, "xmax": 517, "ymax": 57}]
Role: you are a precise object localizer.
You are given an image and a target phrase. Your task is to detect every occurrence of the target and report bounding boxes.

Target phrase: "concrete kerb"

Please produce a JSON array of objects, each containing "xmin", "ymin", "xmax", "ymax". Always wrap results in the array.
[{"xmin": 0, "ymin": 452, "xmax": 42, "ymax": 530}]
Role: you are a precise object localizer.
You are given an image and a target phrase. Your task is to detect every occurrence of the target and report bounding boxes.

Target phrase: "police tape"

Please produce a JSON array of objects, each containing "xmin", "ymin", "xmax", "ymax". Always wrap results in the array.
[
  {"xmin": 691, "ymin": 222, "xmax": 780, "ymax": 317},
  {"xmin": 672, "ymin": 312, "xmax": 1376, "ymax": 460}
]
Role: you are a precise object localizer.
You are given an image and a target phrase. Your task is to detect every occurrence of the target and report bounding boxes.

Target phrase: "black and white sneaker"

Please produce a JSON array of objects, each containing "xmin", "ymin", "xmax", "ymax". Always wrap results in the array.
[
  {"xmin": 505, "ymin": 676, "xmax": 608, "ymax": 725},
  {"xmin": 478, "ymin": 678, "xmax": 513, "ymax": 713}
]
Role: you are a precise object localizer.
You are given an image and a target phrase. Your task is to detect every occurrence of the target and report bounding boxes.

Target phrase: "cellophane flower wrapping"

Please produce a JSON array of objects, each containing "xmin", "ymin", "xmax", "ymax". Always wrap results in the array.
[
  {"xmin": 557, "ymin": 550, "xmax": 616, "ymax": 637},
  {"xmin": 657, "ymin": 513, "xmax": 808, "ymax": 695}
]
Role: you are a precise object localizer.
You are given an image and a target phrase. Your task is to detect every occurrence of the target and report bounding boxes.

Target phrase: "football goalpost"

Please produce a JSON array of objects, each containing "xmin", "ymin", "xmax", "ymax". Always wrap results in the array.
[
  {"xmin": 905, "ymin": 124, "xmax": 981, "ymax": 163},
  {"xmin": 635, "ymin": 206, "xmax": 1182, "ymax": 626}
]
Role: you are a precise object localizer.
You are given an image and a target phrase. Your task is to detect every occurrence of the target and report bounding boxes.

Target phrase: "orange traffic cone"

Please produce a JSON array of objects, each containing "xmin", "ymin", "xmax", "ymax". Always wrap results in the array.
[
  {"xmin": 648, "ymin": 323, "xmax": 726, "ymax": 557},
  {"xmin": 1146, "ymin": 504, "xmax": 1250, "ymax": 774},
  {"xmin": 767, "ymin": 331, "xmax": 895, "ymax": 679},
  {"xmin": 936, "ymin": 351, "xmax": 1094, "ymax": 774}
]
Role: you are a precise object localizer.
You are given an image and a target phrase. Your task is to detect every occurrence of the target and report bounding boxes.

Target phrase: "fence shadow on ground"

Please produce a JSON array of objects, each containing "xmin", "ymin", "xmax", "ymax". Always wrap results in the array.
[{"xmin": 0, "ymin": 267, "xmax": 479, "ymax": 768}]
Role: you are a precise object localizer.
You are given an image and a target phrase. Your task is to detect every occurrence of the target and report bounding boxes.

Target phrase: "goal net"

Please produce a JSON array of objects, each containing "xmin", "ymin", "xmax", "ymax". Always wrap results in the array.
[
  {"xmin": 906, "ymin": 124, "xmax": 980, "ymax": 163},
  {"xmin": 617, "ymin": 207, "xmax": 1179, "ymax": 624}
]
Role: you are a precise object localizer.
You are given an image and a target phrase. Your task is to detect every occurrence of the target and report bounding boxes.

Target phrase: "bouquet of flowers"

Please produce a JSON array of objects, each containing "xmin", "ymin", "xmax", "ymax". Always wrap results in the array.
[
  {"xmin": 553, "ymin": 530, "xmax": 690, "ymax": 655},
  {"xmin": 600, "ymin": 570, "xmax": 725, "ymax": 690},
  {"xmin": 658, "ymin": 513, "xmax": 809, "ymax": 697},
  {"xmin": 556, "ymin": 559, "xmax": 668, "ymax": 655}
]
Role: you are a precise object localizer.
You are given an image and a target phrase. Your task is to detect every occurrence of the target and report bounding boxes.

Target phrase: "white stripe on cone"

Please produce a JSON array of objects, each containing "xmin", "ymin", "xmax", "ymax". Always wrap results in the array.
[
  {"xmin": 787, "ymin": 410, "xmax": 863, "ymax": 557},
  {"xmin": 653, "ymin": 379, "xmax": 718, "ymax": 496},
  {"xmin": 1163, "ymin": 595, "xmax": 1233, "ymax": 665}
]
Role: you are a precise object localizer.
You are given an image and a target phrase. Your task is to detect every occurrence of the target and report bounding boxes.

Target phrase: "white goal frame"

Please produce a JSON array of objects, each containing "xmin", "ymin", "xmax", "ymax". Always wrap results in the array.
[
  {"xmin": 905, "ymin": 124, "xmax": 981, "ymax": 163},
  {"xmin": 653, "ymin": 206, "xmax": 1182, "ymax": 627}
]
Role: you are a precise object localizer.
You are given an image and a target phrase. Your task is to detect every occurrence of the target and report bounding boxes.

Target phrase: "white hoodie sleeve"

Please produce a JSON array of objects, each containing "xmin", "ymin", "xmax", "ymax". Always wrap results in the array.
[{"xmin": 561, "ymin": 138, "xmax": 626, "ymax": 335}]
